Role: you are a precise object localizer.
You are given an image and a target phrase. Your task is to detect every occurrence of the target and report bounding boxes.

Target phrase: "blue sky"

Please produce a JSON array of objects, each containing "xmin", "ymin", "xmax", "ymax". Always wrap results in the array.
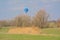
[{"xmin": 0, "ymin": 0, "xmax": 60, "ymax": 20}]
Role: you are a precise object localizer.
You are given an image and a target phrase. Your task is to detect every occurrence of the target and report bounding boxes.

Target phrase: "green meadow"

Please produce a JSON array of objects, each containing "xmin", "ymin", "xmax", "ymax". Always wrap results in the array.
[{"xmin": 0, "ymin": 27, "xmax": 60, "ymax": 40}]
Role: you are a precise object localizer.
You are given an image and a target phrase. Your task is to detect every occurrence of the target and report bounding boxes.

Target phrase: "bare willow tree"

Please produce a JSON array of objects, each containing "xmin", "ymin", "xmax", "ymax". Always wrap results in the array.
[
  {"xmin": 15, "ymin": 14, "xmax": 31, "ymax": 27},
  {"xmin": 0, "ymin": 20, "xmax": 8, "ymax": 27},
  {"xmin": 56, "ymin": 19, "xmax": 60, "ymax": 27},
  {"xmin": 33, "ymin": 9, "xmax": 48, "ymax": 28}
]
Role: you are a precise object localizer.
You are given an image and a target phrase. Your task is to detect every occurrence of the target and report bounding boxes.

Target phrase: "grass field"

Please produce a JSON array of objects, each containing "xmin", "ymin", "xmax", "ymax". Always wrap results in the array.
[
  {"xmin": 41, "ymin": 28, "xmax": 60, "ymax": 35},
  {"xmin": 0, "ymin": 27, "xmax": 60, "ymax": 40},
  {"xmin": 0, "ymin": 34, "xmax": 60, "ymax": 40}
]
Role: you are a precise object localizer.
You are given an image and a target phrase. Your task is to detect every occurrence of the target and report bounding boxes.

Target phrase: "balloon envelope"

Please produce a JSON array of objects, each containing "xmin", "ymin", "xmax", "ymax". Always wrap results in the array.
[{"xmin": 24, "ymin": 8, "xmax": 29, "ymax": 13}]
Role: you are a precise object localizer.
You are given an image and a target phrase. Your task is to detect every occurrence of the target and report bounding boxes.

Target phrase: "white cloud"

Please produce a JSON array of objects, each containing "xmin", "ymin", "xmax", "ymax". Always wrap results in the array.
[
  {"xmin": 52, "ymin": 0, "xmax": 60, "ymax": 2},
  {"xmin": 11, "ymin": 7, "xmax": 22, "ymax": 10},
  {"xmin": 7, "ymin": 0, "xmax": 19, "ymax": 5},
  {"xmin": 40, "ymin": 0, "xmax": 60, "ymax": 3},
  {"xmin": 7, "ymin": 0, "xmax": 60, "ymax": 5},
  {"xmin": 41, "ymin": 4, "xmax": 53, "ymax": 10},
  {"xmin": 44, "ymin": 5, "xmax": 51, "ymax": 8},
  {"xmin": 8, "ymin": 7, "xmax": 23, "ymax": 11},
  {"xmin": 40, "ymin": 0, "xmax": 49, "ymax": 3}
]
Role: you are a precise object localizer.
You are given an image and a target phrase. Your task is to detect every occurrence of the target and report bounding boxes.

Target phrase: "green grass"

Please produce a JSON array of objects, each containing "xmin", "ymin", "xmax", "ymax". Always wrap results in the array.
[
  {"xmin": 0, "ymin": 27, "xmax": 9, "ymax": 33},
  {"xmin": 41, "ymin": 28, "xmax": 60, "ymax": 35},
  {"xmin": 0, "ymin": 27, "xmax": 60, "ymax": 40},
  {"xmin": 0, "ymin": 34, "xmax": 60, "ymax": 40},
  {"xmin": 0, "ymin": 27, "xmax": 60, "ymax": 34}
]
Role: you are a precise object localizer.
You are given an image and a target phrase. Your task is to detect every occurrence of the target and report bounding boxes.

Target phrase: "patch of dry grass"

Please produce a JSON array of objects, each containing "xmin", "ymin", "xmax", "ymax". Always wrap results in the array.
[{"xmin": 8, "ymin": 27, "xmax": 41, "ymax": 34}]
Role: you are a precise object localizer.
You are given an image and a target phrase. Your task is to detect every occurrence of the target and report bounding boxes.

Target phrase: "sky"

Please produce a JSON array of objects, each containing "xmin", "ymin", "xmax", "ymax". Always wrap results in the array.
[{"xmin": 0, "ymin": 0, "xmax": 60, "ymax": 20}]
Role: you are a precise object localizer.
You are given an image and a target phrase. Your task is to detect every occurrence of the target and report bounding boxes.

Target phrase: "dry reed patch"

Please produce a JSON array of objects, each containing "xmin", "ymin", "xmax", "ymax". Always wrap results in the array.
[{"xmin": 8, "ymin": 27, "xmax": 41, "ymax": 34}]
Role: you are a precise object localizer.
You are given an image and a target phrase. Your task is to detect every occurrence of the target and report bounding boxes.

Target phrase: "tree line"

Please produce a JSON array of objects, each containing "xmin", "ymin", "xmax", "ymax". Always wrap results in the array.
[{"xmin": 0, "ymin": 9, "xmax": 60, "ymax": 28}]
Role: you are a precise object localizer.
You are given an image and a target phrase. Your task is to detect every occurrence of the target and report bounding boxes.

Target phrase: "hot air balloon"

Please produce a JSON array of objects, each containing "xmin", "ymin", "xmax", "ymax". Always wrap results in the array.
[{"xmin": 24, "ymin": 7, "xmax": 29, "ymax": 13}]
